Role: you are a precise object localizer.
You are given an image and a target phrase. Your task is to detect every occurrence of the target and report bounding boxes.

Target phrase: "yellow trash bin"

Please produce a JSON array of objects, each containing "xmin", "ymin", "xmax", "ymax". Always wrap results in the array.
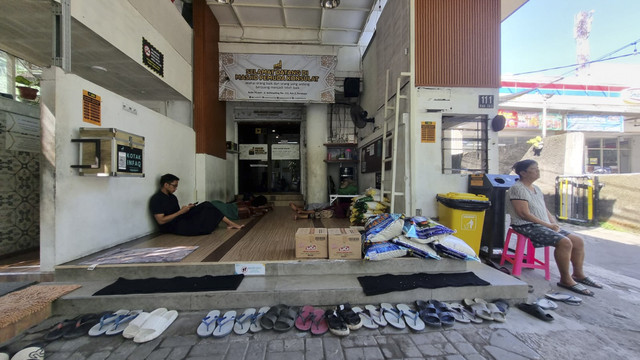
[{"xmin": 436, "ymin": 192, "xmax": 491, "ymax": 256}]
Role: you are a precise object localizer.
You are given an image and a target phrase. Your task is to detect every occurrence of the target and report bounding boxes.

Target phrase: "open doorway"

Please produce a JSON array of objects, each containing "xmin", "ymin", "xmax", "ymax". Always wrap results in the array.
[{"xmin": 237, "ymin": 122, "xmax": 301, "ymax": 194}]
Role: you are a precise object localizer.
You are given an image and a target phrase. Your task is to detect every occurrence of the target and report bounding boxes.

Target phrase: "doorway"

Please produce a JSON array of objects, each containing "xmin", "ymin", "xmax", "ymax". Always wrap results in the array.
[{"xmin": 237, "ymin": 122, "xmax": 301, "ymax": 194}]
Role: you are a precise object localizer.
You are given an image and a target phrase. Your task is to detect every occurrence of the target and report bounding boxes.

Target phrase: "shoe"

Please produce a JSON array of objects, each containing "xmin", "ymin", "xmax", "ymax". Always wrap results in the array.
[
  {"xmin": 325, "ymin": 310, "xmax": 349, "ymax": 336},
  {"xmin": 336, "ymin": 303, "xmax": 362, "ymax": 330}
]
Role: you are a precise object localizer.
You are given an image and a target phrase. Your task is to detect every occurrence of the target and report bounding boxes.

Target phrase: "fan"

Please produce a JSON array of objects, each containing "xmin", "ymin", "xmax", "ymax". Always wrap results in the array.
[{"xmin": 350, "ymin": 104, "xmax": 375, "ymax": 128}]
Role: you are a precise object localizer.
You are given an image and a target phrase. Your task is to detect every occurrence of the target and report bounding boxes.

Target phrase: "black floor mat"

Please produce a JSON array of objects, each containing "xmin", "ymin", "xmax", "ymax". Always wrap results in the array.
[
  {"xmin": 357, "ymin": 272, "xmax": 490, "ymax": 296},
  {"xmin": 93, "ymin": 274, "xmax": 244, "ymax": 296}
]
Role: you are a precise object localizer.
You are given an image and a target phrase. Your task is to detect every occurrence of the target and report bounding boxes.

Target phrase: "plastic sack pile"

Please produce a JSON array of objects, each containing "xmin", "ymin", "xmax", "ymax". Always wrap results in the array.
[
  {"xmin": 349, "ymin": 188, "xmax": 388, "ymax": 225},
  {"xmin": 362, "ymin": 214, "xmax": 480, "ymax": 262}
]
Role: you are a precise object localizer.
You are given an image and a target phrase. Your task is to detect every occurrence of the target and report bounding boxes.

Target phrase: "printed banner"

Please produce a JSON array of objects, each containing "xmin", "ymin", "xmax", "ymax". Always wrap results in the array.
[
  {"xmin": 239, "ymin": 144, "xmax": 268, "ymax": 160},
  {"xmin": 271, "ymin": 144, "xmax": 299, "ymax": 160},
  {"xmin": 566, "ymin": 115, "xmax": 624, "ymax": 132},
  {"xmin": 499, "ymin": 109, "xmax": 562, "ymax": 130},
  {"xmin": 219, "ymin": 53, "xmax": 336, "ymax": 103}
]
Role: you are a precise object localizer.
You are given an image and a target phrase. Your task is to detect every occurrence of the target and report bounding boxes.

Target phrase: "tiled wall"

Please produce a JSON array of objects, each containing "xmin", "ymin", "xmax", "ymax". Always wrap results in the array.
[{"xmin": 0, "ymin": 103, "xmax": 40, "ymax": 257}]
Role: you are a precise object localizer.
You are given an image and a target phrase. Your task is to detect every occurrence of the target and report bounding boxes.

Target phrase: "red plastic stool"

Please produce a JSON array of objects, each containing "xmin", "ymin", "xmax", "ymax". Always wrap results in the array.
[{"xmin": 500, "ymin": 228, "xmax": 550, "ymax": 280}]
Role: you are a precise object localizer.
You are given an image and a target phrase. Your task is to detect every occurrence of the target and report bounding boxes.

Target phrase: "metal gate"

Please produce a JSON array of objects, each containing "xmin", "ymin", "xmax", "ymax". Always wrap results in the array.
[{"xmin": 555, "ymin": 176, "xmax": 601, "ymax": 225}]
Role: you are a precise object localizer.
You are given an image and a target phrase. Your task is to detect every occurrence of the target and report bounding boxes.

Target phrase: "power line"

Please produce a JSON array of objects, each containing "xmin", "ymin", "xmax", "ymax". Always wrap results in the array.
[{"xmin": 513, "ymin": 52, "xmax": 638, "ymax": 76}]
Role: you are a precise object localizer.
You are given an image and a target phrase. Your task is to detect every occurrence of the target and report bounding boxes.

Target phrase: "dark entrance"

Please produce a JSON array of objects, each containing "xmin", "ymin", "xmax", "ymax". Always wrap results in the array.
[{"xmin": 237, "ymin": 122, "xmax": 301, "ymax": 194}]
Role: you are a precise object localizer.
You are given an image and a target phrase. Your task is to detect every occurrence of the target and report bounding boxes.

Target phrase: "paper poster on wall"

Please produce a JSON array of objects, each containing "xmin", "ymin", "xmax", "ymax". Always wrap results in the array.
[
  {"xmin": 271, "ymin": 144, "xmax": 299, "ymax": 160},
  {"xmin": 82, "ymin": 90, "xmax": 101, "ymax": 126},
  {"xmin": 239, "ymin": 144, "xmax": 268, "ymax": 160},
  {"xmin": 421, "ymin": 121, "xmax": 436, "ymax": 143},
  {"xmin": 219, "ymin": 53, "xmax": 336, "ymax": 103},
  {"xmin": 3, "ymin": 112, "xmax": 39, "ymax": 136}
]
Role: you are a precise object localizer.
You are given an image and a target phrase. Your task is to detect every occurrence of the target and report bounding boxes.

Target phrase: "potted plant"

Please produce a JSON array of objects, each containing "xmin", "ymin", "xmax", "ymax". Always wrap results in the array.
[{"xmin": 15, "ymin": 75, "xmax": 39, "ymax": 100}]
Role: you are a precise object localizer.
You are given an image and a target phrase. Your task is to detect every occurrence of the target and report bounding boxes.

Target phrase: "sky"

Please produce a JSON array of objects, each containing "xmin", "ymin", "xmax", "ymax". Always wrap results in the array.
[{"xmin": 501, "ymin": 0, "xmax": 640, "ymax": 78}]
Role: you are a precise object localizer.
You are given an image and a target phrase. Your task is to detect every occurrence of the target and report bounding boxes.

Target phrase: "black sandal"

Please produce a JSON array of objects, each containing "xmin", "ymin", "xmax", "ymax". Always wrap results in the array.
[{"xmin": 325, "ymin": 310, "xmax": 349, "ymax": 336}]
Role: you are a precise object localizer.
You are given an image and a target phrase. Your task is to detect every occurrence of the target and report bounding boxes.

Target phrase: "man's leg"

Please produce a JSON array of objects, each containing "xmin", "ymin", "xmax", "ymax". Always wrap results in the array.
[{"xmin": 222, "ymin": 216, "xmax": 245, "ymax": 229}]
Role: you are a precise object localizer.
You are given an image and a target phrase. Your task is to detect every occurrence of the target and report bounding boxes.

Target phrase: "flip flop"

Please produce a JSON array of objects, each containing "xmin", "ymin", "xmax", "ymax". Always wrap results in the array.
[
  {"xmin": 44, "ymin": 315, "xmax": 85, "ymax": 341},
  {"xmin": 105, "ymin": 310, "xmax": 143, "ymax": 336},
  {"xmin": 249, "ymin": 306, "xmax": 270, "ymax": 333},
  {"xmin": 325, "ymin": 309, "xmax": 349, "ymax": 336},
  {"xmin": 133, "ymin": 310, "xmax": 179, "ymax": 343},
  {"xmin": 233, "ymin": 308, "xmax": 256, "ymax": 335},
  {"xmin": 336, "ymin": 303, "xmax": 362, "ymax": 330},
  {"xmin": 310, "ymin": 308, "xmax": 329, "ymax": 335},
  {"xmin": 415, "ymin": 301, "xmax": 441, "ymax": 328},
  {"xmin": 381, "ymin": 303, "xmax": 406, "ymax": 329},
  {"xmin": 445, "ymin": 303, "xmax": 471, "ymax": 324},
  {"xmin": 396, "ymin": 304, "xmax": 425, "ymax": 332},
  {"xmin": 557, "ymin": 282, "xmax": 594, "ymax": 296},
  {"xmin": 273, "ymin": 306, "xmax": 297, "ymax": 332},
  {"xmin": 486, "ymin": 303, "xmax": 506, "ymax": 322},
  {"xmin": 493, "ymin": 299, "xmax": 510, "ymax": 314},
  {"xmin": 212, "ymin": 310, "xmax": 236, "ymax": 338},
  {"xmin": 364, "ymin": 305, "xmax": 387, "ymax": 327},
  {"xmin": 260, "ymin": 304, "xmax": 285, "ymax": 330},
  {"xmin": 64, "ymin": 312, "xmax": 112, "ymax": 339},
  {"xmin": 352, "ymin": 306, "xmax": 378, "ymax": 329},
  {"xmin": 535, "ymin": 298, "xmax": 558, "ymax": 310},
  {"xmin": 123, "ymin": 310, "xmax": 157, "ymax": 339},
  {"xmin": 517, "ymin": 303, "xmax": 554, "ymax": 322},
  {"xmin": 450, "ymin": 303, "xmax": 482, "ymax": 324},
  {"xmin": 88, "ymin": 310, "xmax": 130, "ymax": 336},
  {"xmin": 294, "ymin": 305, "xmax": 315, "ymax": 331},
  {"xmin": 545, "ymin": 292, "xmax": 582, "ymax": 305},
  {"xmin": 463, "ymin": 299, "xmax": 493, "ymax": 321},
  {"xmin": 9, "ymin": 345, "xmax": 44, "ymax": 360},
  {"xmin": 197, "ymin": 310, "xmax": 220, "ymax": 337},
  {"xmin": 573, "ymin": 276, "xmax": 603, "ymax": 289}
]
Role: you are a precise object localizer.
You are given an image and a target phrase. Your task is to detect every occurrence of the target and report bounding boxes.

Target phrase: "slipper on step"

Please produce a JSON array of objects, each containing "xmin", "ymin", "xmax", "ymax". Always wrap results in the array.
[
  {"xmin": 493, "ymin": 299, "xmax": 510, "ymax": 314},
  {"xmin": 64, "ymin": 312, "xmax": 112, "ymax": 339},
  {"xmin": 557, "ymin": 282, "xmax": 594, "ymax": 297},
  {"xmin": 295, "ymin": 305, "xmax": 315, "ymax": 331},
  {"xmin": 396, "ymin": 304, "xmax": 425, "ymax": 331},
  {"xmin": 573, "ymin": 276, "xmax": 603, "ymax": 289},
  {"xmin": 197, "ymin": 310, "xmax": 219, "ymax": 337},
  {"xmin": 310, "ymin": 308, "xmax": 329, "ymax": 335},
  {"xmin": 9, "ymin": 345, "xmax": 44, "ymax": 360},
  {"xmin": 105, "ymin": 310, "xmax": 143, "ymax": 336},
  {"xmin": 133, "ymin": 310, "xmax": 179, "ymax": 343},
  {"xmin": 325, "ymin": 309, "xmax": 349, "ymax": 336},
  {"xmin": 212, "ymin": 310, "xmax": 236, "ymax": 338},
  {"xmin": 381, "ymin": 303, "xmax": 406, "ymax": 329},
  {"xmin": 260, "ymin": 304, "xmax": 285, "ymax": 330},
  {"xmin": 44, "ymin": 315, "xmax": 84, "ymax": 341},
  {"xmin": 352, "ymin": 306, "xmax": 378, "ymax": 329},
  {"xmin": 233, "ymin": 308, "xmax": 256, "ymax": 335},
  {"xmin": 273, "ymin": 306, "xmax": 297, "ymax": 332},
  {"xmin": 364, "ymin": 305, "xmax": 387, "ymax": 327},
  {"xmin": 336, "ymin": 303, "xmax": 362, "ymax": 330},
  {"xmin": 88, "ymin": 310, "xmax": 130, "ymax": 336},
  {"xmin": 123, "ymin": 308, "xmax": 166, "ymax": 339},
  {"xmin": 545, "ymin": 292, "xmax": 582, "ymax": 304},
  {"xmin": 535, "ymin": 298, "xmax": 558, "ymax": 310},
  {"xmin": 517, "ymin": 303, "xmax": 554, "ymax": 322},
  {"xmin": 250, "ymin": 306, "xmax": 270, "ymax": 333},
  {"xmin": 446, "ymin": 304, "xmax": 471, "ymax": 324}
]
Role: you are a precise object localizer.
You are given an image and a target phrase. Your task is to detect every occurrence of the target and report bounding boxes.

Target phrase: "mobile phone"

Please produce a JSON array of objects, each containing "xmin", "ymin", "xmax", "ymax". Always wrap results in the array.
[{"xmin": 192, "ymin": 201, "xmax": 199, "ymax": 206}]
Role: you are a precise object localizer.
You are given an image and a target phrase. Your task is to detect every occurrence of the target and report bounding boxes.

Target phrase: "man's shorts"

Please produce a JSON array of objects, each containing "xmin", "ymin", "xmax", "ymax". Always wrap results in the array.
[{"xmin": 511, "ymin": 223, "xmax": 572, "ymax": 248}]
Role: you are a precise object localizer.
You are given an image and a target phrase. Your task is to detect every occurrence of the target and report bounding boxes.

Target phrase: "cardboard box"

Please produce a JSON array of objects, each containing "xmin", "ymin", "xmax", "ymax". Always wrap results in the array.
[
  {"xmin": 328, "ymin": 228, "xmax": 362, "ymax": 260},
  {"xmin": 295, "ymin": 228, "xmax": 328, "ymax": 259}
]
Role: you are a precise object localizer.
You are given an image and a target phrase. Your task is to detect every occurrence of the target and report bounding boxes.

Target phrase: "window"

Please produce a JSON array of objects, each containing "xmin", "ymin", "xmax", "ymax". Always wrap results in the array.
[{"xmin": 442, "ymin": 115, "xmax": 488, "ymax": 174}]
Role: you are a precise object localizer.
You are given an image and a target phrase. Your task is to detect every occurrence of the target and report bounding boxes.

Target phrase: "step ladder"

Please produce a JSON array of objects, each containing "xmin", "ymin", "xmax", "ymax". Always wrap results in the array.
[{"xmin": 381, "ymin": 70, "xmax": 411, "ymax": 213}]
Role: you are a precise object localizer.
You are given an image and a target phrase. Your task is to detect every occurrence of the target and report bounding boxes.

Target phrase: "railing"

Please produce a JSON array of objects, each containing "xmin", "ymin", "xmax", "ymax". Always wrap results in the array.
[{"xmin": 555, "ymin": 176, "xmax": 601, "ymax": 225}]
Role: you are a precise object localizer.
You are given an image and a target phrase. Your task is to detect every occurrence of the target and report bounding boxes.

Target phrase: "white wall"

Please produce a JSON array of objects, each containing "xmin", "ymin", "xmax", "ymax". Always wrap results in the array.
[
  {"xmin": 410, "ymin": 87, "xmax": 499, "ymax": 218},
  {"xmin": 72, "ymin": 0, "xmax": 192, "ymax": 100},
  {"xmin": 40, "ymin": 68, "xmax": 196, "ymax": 270},
  {"xmin": 195, "ymin": 154, "xmax": 232, "ymax": 203}
]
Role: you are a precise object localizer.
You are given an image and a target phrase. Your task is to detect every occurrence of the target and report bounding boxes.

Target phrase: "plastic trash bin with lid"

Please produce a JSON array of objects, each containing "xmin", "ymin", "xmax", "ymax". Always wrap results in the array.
[{"xmin": 436, "ymin": 192, "xmax": 491, "ymax": 256}]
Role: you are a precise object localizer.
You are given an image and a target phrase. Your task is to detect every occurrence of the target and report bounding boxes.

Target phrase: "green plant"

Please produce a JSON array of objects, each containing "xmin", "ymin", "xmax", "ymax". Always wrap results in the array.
[{"xmin": 15, "ymin": 75, "xmax": 39, "ymax": 88}]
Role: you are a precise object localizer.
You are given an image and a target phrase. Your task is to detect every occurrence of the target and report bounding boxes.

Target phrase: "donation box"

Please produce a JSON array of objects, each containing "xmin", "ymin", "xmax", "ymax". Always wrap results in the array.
[{"xmin": 71, "ymin": 128, "xmax": 145, "ymax": 177}]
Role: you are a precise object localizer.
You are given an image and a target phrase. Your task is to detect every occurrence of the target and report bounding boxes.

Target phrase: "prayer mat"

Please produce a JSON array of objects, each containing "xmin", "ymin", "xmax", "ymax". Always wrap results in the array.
[
  {"xmin": 93, "ymin": 274, "xmax": 244, "ymax": 296},
  {"xmin": 79, "ymin": 246, "xmax": 198, "ymax": 265},
  {"xmin": 357, "ymin": 272, "xmax": 491, "ymax": 296}
]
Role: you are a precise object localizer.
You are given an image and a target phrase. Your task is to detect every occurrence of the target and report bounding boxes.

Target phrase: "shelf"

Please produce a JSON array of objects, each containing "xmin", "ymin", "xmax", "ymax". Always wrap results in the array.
[
  {"xmin": 324, "ymin": 143, "xmax": 357, "ymax": 147},
  {"xmin": 324, "ymin": 159, "xmax": 357, "ymax": 163}
]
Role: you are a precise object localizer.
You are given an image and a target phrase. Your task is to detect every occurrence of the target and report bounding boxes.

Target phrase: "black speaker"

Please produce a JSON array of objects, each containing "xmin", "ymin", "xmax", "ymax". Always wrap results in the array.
[{"xmin": 344, "ymin": 78, "xmax": 360, "ymax": 97}]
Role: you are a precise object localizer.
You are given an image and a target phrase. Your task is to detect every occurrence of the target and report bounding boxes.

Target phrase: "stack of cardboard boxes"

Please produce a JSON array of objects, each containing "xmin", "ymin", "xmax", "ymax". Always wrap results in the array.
[{"xmin": 295, "ymin": 228, "xmax": 361, "ymax": 259}]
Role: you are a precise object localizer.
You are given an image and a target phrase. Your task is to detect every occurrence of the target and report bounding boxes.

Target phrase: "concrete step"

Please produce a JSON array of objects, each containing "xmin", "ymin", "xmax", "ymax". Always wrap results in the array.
[{"xmin": 52, "ymin": 261, "xmax": 528, "ymax": 314}]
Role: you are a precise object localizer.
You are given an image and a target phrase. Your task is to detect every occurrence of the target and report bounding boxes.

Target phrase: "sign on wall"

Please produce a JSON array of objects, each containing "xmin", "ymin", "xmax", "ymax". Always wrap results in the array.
[
  {"xmin": 117, "ymin": 145, "xmax": 143, "ymax": 173},
  {"xmin": 219, "ymin": 53, "xmax": 336, "ymax": 103},
  {"xmin": 271, "ymin": 144, "xmax": 299, "ymax": 160},
  {"xmin": 142, "ymin": 38, "xmax": 164, "ymax": 77},
  {"xmin": 499, "ymin": 109, "xmax": 562, "ymax": 130},
  {"xmin": 82, "ymin": 90, "xmax": 101, "ymax": 126},
  {"xmin": 239, "ymin": 144, "xmax": 268, "ymax": 160},
  {"xmin": 566, "ymin": 115, "xmax": 624, "ymax": 132}
]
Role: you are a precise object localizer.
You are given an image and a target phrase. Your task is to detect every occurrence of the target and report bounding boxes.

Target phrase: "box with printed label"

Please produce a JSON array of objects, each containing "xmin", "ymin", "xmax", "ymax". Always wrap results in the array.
[
  {"xmin": 328, "ymin": 228, "xmax": 362, "ymax": 259},
  {"xmin": 295, "ymin": 228, "xmax": 328, "ymax": 259}
]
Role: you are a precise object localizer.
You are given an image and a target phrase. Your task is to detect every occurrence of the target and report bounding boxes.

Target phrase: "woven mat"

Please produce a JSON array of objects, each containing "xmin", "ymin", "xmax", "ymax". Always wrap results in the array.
[{"xmin": 0, "ymin": 284, "xmax": 81, "ymax": 328}]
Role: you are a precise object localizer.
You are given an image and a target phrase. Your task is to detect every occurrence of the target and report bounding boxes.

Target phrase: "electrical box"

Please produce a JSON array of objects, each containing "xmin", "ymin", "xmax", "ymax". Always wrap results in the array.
[{"xmin": 71, "ymin": 128, "xmax": 144, "ymax": 177}]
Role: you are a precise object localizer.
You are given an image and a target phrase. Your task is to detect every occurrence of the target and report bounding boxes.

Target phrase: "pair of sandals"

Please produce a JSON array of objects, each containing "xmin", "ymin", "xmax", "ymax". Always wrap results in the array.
[
  {"xmin": 416, "ymin": 300, "xmax": 456, "ymax": 328},
  {"xmin": 324, "ymin": 303, "xmax": 363, "ymax": 336},
  {"xmin": 197, "ymin": 310, "xmax": 237, "ymax": 337},
  {"xmin": 462, "ymin": 298, "xmax": 507, "ymax": 322},
  {"xmin": 88, "ymin": 309, "xmax": 143, "ymax": 336},
  {"xmin": 294, "ymin": 306, "xmax": 329, "ymax": 335},
  {"xmin": 44, "ymin": 312, "xmax": 113, "ymax": 341},
  {"xmin": 259, "ymin": 304, "xmax": 298, "ymax": 332}
]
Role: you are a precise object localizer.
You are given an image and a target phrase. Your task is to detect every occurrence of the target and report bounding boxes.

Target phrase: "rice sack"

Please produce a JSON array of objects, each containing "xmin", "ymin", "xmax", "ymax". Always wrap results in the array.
[
  {"xmin": 363, "ymin": 213, "xmax": 405, "ymax": 243},
  {"xmin": 363, "ymin": 242, "xmax": 407, "ymax": 261}
]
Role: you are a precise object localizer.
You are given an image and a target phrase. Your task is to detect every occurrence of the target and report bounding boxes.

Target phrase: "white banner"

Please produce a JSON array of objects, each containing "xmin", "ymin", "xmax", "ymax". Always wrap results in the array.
[
  {"xmin": 239, "ymin": 144, "xmax": 268, "ymax": 160},
  {"xmin": 219, "ymin": 53, "xmax": 336, "ymax": 103},
  {"xmin": 272, "ymin": 144, "xmax": 299, "ymax": 160}
]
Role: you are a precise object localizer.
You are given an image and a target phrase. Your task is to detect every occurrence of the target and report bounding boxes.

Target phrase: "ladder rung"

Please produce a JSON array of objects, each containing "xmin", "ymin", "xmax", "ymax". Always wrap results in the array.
[
  {"xmin": 386, "ymin": 105, "xmax": 395, "ymax": 110},
  {"xmin": 383, "ymin": 158, "xmax": 393, "ymax": 163},
  {"xmin": 399, "ymin": 95, "xmax": 407, "ymax": 99}
]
